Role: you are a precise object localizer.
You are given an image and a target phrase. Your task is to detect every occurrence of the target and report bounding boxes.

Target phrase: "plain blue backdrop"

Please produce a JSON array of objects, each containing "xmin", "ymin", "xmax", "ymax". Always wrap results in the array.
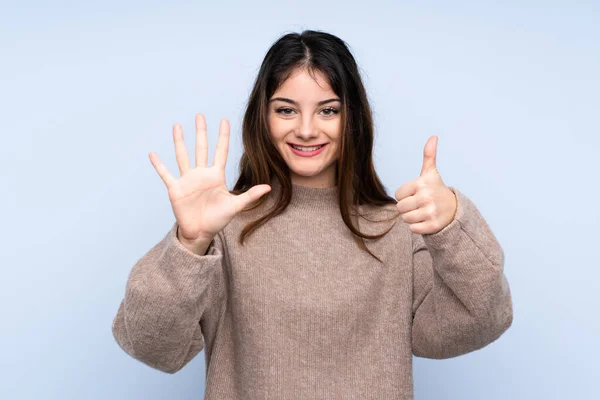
[{"xmin": 2, "ymin": 1, "xmax": 598, "ymax": 399}]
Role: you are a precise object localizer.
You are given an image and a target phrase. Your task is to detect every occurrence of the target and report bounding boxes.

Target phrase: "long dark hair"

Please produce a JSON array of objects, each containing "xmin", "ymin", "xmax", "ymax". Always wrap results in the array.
[{"xmin": 231, "ymin": 30, "xmax": 400, "ymax": 262}]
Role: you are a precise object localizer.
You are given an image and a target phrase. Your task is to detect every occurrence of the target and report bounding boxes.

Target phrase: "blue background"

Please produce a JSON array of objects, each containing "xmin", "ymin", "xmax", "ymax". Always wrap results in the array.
[{"xmin": 2, "ymin": 1, "xmax": 598, "ymax": 398}]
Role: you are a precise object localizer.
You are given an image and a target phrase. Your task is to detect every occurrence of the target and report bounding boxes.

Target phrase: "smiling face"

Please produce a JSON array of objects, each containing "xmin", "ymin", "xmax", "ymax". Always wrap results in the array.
[{"xmin": 268, "ymin": 67, "xmax": 342, "ymax": 188}]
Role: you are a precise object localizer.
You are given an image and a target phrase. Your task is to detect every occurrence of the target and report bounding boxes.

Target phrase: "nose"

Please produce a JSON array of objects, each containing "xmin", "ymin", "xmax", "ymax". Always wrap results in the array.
[{"xmin": 297, "ymin": 115, "xmax": 318, "ymax": 141}]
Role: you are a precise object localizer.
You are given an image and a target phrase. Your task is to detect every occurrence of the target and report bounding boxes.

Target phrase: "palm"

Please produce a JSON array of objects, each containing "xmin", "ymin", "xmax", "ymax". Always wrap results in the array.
[
  {"xmin": 168, "ymin": 168, "xmax": 237, "ymax": 240},
  {"xmin": 149, "ymin": 114, "xmax": 271, "ymax": 241}
]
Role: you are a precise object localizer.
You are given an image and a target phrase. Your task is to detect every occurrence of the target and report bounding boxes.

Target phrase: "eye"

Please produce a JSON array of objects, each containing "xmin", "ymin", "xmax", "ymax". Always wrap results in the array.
[
  {"xmin": 275, "ymin": 107, "xmax": 295, "ymax": 116},
  {"xmin": 320, "ymin": 107, "xmax": 340, "ymax": 117}
]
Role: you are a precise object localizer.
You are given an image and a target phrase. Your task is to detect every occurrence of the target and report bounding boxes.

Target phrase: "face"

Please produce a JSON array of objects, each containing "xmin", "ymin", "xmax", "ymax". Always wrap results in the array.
[{"xmin": 268, "ymin": 67, "xmax": 342, "ymax": 188}]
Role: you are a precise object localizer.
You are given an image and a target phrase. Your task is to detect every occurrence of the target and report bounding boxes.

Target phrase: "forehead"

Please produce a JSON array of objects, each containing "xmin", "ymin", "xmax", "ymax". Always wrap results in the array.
[{"xmin": 272, "ymin": 68, "xmax": 336, "ymax": 100}]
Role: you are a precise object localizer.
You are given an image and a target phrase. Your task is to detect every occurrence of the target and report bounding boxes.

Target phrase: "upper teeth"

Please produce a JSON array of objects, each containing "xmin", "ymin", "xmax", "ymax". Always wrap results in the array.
[{"xmin": 292, "ymin": 144, "xmax": 324, "ymax": 151}]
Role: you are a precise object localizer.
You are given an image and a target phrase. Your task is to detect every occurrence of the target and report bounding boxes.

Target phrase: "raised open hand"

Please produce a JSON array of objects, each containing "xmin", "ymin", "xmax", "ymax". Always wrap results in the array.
[{"xmin": 149, "ymin": 114, "xmax": 271, "ymax": 243}]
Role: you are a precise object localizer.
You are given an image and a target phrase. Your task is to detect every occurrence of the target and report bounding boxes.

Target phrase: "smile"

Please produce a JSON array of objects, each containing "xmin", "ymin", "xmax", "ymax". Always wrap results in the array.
[{"xmin": 288, "ymin": 143, "xmax": 328, "ymax": 157}]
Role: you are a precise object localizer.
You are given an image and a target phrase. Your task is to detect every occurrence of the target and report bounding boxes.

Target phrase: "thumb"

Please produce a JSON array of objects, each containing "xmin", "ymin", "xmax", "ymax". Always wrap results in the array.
[
  {"xmin": 420, "ymin": 136, "xmax": 438, "ymax": 176},
  {"xmin": 234, "ymin": 184, "xmax": 272, "ymax": 211}
]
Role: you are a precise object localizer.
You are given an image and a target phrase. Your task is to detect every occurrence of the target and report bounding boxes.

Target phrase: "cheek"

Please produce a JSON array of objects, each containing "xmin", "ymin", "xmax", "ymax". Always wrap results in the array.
[
  {"xmin": 268, "ymin": 118, "xmax": 288, "ymax": 141},
  {"xmin": 325, "ymin": 120, "xmax": 342, "ymax": 143}
]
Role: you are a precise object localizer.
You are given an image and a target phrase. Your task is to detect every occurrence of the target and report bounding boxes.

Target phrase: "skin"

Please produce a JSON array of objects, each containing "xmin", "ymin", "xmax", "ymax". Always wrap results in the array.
[
  {"xmin": 395, "ymin": 136, "xmax": 459, "ymax": 235},
  {"xmin": 268, "ymin": 67, "xmax": 342, "ymax": 188}
]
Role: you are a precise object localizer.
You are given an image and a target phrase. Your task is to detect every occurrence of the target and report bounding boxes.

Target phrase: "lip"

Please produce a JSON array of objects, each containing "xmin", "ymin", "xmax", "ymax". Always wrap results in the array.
[
  {"xmin": 288, "ymin": 143, "xmax": 327, "ymax": 147},
  {"xmin": 288, "ymin": 143, "xmax": 328, "ymax": 157}
]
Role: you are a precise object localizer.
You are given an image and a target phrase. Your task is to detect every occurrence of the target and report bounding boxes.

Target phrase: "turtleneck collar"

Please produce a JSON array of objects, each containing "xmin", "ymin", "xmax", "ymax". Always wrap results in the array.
[{"xmin": 268, "ymin": 176, "xmax": 339, "ymax": 213}]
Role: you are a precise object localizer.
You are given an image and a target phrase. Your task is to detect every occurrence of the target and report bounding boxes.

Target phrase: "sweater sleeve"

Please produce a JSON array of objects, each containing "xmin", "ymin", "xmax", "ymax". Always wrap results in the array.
[
  {"xmin": 411, "ymin": 187, "xmax": 513, "ymax": 359},
  {"xmin": 111, "ymin": 221, "xmax": 224, "ymax": 373}
]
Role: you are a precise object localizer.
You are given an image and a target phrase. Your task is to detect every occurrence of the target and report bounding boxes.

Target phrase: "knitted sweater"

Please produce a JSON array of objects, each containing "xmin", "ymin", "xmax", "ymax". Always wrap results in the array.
[{"xmin": 112, "ymin": 177, "xmax": 513, "ymax": 399}]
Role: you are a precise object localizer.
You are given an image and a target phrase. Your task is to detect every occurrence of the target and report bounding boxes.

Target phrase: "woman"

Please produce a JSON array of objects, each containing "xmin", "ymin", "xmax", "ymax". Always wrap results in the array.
[{"xmin": 112, "ymin": 30, "xmax": 513, "ymax": 399}]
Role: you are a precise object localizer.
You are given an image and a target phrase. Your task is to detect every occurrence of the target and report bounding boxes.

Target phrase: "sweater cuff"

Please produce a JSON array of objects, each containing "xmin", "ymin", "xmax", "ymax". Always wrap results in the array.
[
  {"xmin": 128, "ymin": 223, "xmax": 223, "ymax": 299},
  {"xmin": 420, "ymin": 187, "xmax": 503, "ymax": 267},
  {"xmin": 167, "ymin": 222, "xmax": 221, "ymax": 261},
  {"xmin": 147, "ymin": 222, "xmax": 223, "ymax": 291},
  {"xmin": 420, "ymin": 186, "xmax": 463, "ymax": 248}
]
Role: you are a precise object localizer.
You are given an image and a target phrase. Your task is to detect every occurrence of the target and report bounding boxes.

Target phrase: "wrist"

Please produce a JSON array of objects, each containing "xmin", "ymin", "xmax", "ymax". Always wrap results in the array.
[{"xmin": 176, "ymin": 226, "xmax": 214, "ymax": 255}]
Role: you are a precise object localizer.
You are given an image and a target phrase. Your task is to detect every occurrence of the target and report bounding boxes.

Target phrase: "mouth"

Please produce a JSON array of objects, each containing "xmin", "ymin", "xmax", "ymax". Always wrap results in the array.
[{"xmin": 287, "ymin": 143, "xmax": 328, "ymax": 157}]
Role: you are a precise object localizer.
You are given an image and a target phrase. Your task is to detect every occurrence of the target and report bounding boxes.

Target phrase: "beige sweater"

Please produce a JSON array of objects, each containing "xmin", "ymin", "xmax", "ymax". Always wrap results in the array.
[{"xmin": 112, "ymin": 177, "xmax": 513, "ymax": 399}]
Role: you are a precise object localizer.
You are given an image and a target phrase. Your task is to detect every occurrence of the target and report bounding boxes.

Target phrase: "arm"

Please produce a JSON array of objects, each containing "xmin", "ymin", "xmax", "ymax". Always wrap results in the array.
[
  {"xmin": 111, "ymin": 221, "xmax": 224, "ymax": 373},
  {"xmin": 411, "ymin": 187, "xmax": 513, "ymax": 359}
]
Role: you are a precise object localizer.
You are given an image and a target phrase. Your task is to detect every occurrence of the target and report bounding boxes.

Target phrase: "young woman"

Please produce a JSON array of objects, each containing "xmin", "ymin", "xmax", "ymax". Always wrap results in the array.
[{"xmin": 112, "ymin": 30, "xmax": 513, "ymax": 399}]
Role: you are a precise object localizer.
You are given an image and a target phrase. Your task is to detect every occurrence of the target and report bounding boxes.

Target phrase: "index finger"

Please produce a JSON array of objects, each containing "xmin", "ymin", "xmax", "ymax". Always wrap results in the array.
[{"xmin": 394, "ymin": 180, "xmax": 417, "ymax": 201}]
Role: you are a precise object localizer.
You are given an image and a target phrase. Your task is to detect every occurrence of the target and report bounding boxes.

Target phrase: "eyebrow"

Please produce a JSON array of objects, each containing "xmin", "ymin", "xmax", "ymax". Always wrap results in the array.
[{"xmin": 269, "ymin": 97, "xmax": 342, "ymax": 106}]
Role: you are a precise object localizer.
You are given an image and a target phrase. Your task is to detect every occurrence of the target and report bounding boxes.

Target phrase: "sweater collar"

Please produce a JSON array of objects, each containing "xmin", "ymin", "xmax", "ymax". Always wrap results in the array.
[{"xmin": 269, "ymin": 176, "xmax": 339, "ymax": 212}]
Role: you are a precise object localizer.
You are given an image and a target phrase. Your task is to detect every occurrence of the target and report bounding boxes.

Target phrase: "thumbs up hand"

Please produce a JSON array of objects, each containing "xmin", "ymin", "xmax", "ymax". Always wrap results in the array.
[{"xmin": 394, "ymin": 136, "xmax": 458, "ymax": 235}]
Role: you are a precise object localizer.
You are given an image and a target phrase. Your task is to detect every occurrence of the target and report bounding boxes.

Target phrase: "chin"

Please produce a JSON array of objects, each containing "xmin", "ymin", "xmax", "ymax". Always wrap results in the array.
[{"xmin": 291, "ymin": 168, "xmax": 323, "ymax": 177}]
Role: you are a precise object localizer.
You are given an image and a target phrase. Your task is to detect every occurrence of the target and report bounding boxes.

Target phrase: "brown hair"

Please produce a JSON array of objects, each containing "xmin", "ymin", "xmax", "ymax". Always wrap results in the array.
[{"xmin": 231, "ymin": 30, "xmax": 400, "ymax": 262}]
